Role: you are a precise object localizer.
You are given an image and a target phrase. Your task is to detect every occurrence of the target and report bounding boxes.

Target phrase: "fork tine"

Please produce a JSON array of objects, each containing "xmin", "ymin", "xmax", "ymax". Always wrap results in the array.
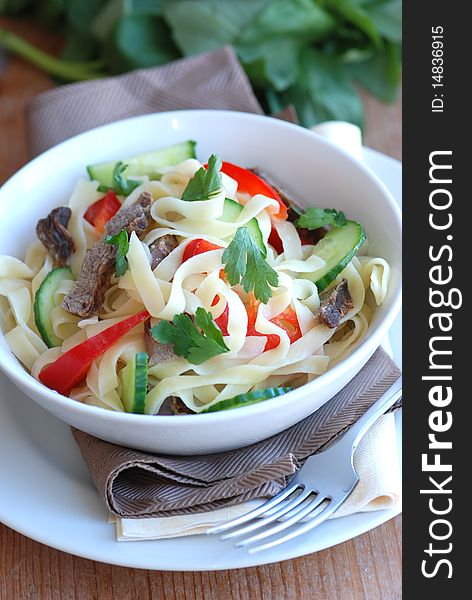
[
  {"xmin": 220, "ymin": 489, "xmax": 313, "ymax": 541},
  {"xmin": 207, "ymin": 481, "xmax": 301, "ymax": 535},
  {"xmin": 281, "ymin": 494, "xmax": 323, "ymax": 520},
  {"xmin": 248, "ymin": 495, "xmax": 346, "ymax": 554},
  {"xmin": 235, "ymin": 494, "xmax": 329, "ymax": 548}
]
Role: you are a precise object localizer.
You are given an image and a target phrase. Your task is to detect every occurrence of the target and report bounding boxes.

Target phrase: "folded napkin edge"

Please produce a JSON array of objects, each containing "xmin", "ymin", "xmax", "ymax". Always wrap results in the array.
[{"xmin": 106, "ymin": 455, "xmax": 299, "ymax": 519}]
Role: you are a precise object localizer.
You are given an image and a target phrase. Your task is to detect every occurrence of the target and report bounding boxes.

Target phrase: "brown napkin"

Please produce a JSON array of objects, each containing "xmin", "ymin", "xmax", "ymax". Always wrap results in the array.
[
  {"xmin": 26, "ymin": 46, "xmax": 262, "ymax": 157},
  {"xmin": 72, "ymin": 349, "xmax": 400, "ymax": 518},
  {"xmin": 27, "ymin": 47, "xmax": 400, "ymax": 520}
]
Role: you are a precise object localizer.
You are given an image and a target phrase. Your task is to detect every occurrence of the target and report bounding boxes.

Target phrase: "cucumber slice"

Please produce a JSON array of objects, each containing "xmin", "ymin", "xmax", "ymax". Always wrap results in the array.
[
  {"xmin": 220, "ymin": 198, "xmax": 265, "ymax": 254},
  {"xmin": 305, "ymin": 221, "xmax": 366, "ymax": 292},
  {"xmin": 120, "ymin": 352, "xmax": 148, "ymax": 414},
  {"xmin": 200, "ymin": 387, "xmax": 293, "ymax": 413},
  {"xmin": 34, "ymin": 267, "xmax": 74, "ymax": 348},
  {"xmin": 221, "ymin": 198, "xmax": 245, "ymax": 222},
  {"xmin": 86, "ymin": 141, "xmax": 197, "ymax": 189}
]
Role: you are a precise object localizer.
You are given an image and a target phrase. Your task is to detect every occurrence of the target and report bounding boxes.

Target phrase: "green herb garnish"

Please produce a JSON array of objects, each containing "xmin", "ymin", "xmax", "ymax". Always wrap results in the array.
[
  {"xmin": 0, "ymin": 2, "xmax": 401, "ymax": 129},
  {"xmin": 105, "ymin": 228, "xmax": 129, "ymax": 277},
  {"xmin": 152, "ymin": 307, "xmax": 229, "ymax": 365},
  {"xmin": 181, "ymin": 154, "xmax": 222, "ymax": 201},
  {"xmin": 222, "ymin": 226, "xmax": 279, "ymax": 304},
  {"xmin": 112, "ymin": 162, "xmax": 141, "ymax": 196},
  {"xmin": 295, "ymin": 208, "xmax": 347, "ymax": 230}
]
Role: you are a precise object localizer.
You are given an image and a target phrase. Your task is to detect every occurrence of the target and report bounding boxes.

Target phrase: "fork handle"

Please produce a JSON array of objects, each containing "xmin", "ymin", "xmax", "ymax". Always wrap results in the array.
[{"xmin": 339, "ymin": 375, "xmax": 402, "ymax": 453}]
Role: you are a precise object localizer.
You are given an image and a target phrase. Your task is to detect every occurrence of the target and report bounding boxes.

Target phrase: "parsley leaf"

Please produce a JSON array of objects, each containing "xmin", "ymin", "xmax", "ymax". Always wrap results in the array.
[
  {"xmin": 151, "ymin": 307, "xmax": 229, "ymax": 365},
  {"xmin": 222, "ymin": 227, "xmax": 279, "ymax": 304},
  {"xmin": 105, "ymin": 228, "xmax": 129, "ymax": 277},
  {"xmin": 294, "ymin": 207, "xmax": 347, "ymax": 230},
  {"xmin": 112, "ymin": 161, "xmax": 141, "ymax": 196},
  {"xmin": 181, "ymin": 154, "xmax": 222, "ymax": 201}
]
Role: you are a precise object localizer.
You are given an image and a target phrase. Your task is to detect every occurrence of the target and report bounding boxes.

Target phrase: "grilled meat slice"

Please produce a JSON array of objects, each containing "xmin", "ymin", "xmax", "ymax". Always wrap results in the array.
[
  {"xmin": 61, "ymin": 243, "xmax": 116, "ymax": 317},
  {"xmin": 104, "ymin": 191, "xmax": 152, "ymax": 237},
  {"xmin": 36, "ymin": 206, "xmax": 75, "ymax": 267},
  {"xmin": 158, "ymin": 396, "xmax": 195, "ymax": 415},
  {"xmin": 318, "ymin": 279, "xmax": 354, "ymax": 329},
  {"xmin": 61, "ymin": 192, "xmax": 152, "ymax": 317},
  {"xmin": 149, "ymin": 234, "xmax": 178, "ymax": 270},
  {"xmin": 144, "ymin": 319, "xmax": 177, "ymax": 367},
  {"xmin": 170, "ymin": 397, "xmax": 195, "ymax": 415}
]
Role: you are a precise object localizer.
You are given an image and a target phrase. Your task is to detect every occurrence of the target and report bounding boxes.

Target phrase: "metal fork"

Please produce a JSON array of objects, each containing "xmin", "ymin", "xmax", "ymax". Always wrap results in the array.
[{"xmin": 207, "ymin": 376, "xmax": 402, "ymax": 553}]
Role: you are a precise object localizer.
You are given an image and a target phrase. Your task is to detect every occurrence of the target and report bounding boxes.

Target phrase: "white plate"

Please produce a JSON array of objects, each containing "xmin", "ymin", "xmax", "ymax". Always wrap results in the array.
[{"xmin": 0, "ymin": 148, "xmax": 402, "ymax": 571}]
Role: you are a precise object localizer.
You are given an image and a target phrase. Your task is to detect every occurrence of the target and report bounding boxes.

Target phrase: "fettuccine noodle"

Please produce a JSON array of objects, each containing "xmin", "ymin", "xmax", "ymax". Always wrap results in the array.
[{"xmin": 0, "ymin": 155, "xmax": 391, "ymax": 415}]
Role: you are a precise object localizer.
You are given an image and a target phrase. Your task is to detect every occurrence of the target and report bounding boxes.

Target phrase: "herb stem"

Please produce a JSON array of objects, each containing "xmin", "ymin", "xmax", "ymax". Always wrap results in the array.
[{"xmin": 0, "ymin": 27, "xmax": 106, "ymax": 81}]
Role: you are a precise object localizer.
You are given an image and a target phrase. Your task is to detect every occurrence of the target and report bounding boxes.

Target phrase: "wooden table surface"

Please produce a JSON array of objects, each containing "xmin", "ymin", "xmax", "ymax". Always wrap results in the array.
[{"xmin": 0, "ymin": 18, "xmax": 402, "ymax": 600}]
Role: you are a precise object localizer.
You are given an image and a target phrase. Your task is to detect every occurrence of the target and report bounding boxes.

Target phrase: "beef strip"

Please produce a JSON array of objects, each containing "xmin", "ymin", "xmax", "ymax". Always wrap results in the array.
[
  {"xmin": 36, "ymin": 206, "xmax": 75, "ymax": 267},
  {"xmin": 158, "ymin": 396, "xmax": 195, "ymax": 415},
  {"xmin": 250, "ymin": 169, "xmax": 325, "ymax": 244},
  {"xmin": 105, "ymin": 191, "xmax": 152, "ymax": 237},
  {"xmin": 143, "ymin": 236, "xmax": 179, "ymax": 364},
  {"xmin": 61, "ymin": 192, "xmax": 152, "ymax": 317},
  {"xmin": 149, "ymin": 234, "xmax": 178, "ymax": 270},
  {"xmin": 290, "ymin": 221, "xmax": 326, "ymax": 245},
  {"xmin": 318, "ymin": 279, "xmax": 354, "ymax": 329},
  {"xmin": 61, "ymin": 243, "xmax": 116, "ymax": 317},
  {"xmin": 144, "ymin": 319, "xmax": 177, "ymax": 367}
]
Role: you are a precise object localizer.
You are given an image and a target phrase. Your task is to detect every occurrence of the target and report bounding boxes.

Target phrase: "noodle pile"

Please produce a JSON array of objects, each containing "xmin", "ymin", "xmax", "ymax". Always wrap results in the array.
[{"xmin": 0, "ymin": 158, "xmax": 390, "ymax": 414}]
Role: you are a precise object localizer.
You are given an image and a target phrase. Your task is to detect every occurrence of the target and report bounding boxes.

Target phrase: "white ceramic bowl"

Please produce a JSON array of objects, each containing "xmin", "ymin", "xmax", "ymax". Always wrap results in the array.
[{"xmin": 0, "ymin": 110, "xmax": 401, "ymax": 455}]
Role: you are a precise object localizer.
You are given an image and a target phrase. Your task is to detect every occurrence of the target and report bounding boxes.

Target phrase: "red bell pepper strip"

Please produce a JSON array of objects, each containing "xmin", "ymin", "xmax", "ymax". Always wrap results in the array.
[
  {"xmin": 39, "ymin": 310, "xmax": 150, "ymax": 396},
  {"xmin": 84, "ymin": 190, "xmax": 121, "ymax": 233},
  {"xmin": 245, "ymin": 294, "xmax": 301, "ymax": 351},
  {"xmin": 213, "ymin": 299, "xmax": 229, "ymax": 336},
  {"xmin": 181, "ymin": 239, "xmax": 300, "ymax": 345},
  {"xmin": 268, "ymin": 226, "xmax": 317, "ymax": 254},
  {"xmin": 211, "ymin": 296, "xmax": 302, "ymax": 346},
  {"xmin": 182, "ymin": 238, "xmax": 229, "ymax": 333},
  {"xmin": 202, "ymin": 160, "xmax": 288, "ymax": 220},
  {"xmin": 220, "ymin": 162, "xmax": 288, "ymax": 221},
  {"xmin": 182, "ymin": 238, "xmax": 222, "ymax": 263},
  {"xmin": 268, "ymin": 227, "xmax": 284, "ymax": 254},
  {"xmin": 269, "ymin": 306, "xmax": 303, "ymax": 349},
  {"xmin": 182, "ymin": 238, "xmax": 227, "ymax": 282}
]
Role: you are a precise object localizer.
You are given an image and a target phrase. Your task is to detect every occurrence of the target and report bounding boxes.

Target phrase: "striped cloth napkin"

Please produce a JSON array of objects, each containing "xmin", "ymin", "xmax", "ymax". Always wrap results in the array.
[
  {"xmin": 27, "ymin": 46, "xmax": 402, "ymax": 540},
  {"xmin": 27, "ymin": 46, "xmax": 262, "ymax": 157},
  {"xmin": 110, "ymin": 411, "xmax": 401, "ymax": 541},
  {"xmin": 71, "ymin": 349, "xmax": 400, "ymax": 526}
]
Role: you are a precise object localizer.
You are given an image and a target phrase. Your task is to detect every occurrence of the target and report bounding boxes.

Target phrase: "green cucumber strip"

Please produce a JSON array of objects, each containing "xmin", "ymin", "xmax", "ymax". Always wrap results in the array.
[
  {"xmin": 220, "ymin": 198, "xmax": 265, "ymax": 254},
  {"xmin": 86, "ymin": 141, "xmax": 197, "ymax": 189},
  {"xmin": 34, "ymin": 267, "xmax": 73, "ymax": 348},
  {"xmin": 304, "ymin": 220, "xmax": 366, "ymax": 292},
  {"xmin": 220, "ymin": 198, "xmax": 241, "ymax": 221},
  {"xmin": 120, "ymin": 352, "xmax": 148, "ymax": 414},
  {"xmin": 200, "ymin": 387, "xmax": 293, "ymax": 413}
]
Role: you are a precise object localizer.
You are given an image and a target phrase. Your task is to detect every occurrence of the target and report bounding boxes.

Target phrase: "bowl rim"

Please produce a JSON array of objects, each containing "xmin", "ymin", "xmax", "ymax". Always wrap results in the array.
[{"xmin": 0, "ymin": 109, "xmax": 402, "ymax": 425}]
